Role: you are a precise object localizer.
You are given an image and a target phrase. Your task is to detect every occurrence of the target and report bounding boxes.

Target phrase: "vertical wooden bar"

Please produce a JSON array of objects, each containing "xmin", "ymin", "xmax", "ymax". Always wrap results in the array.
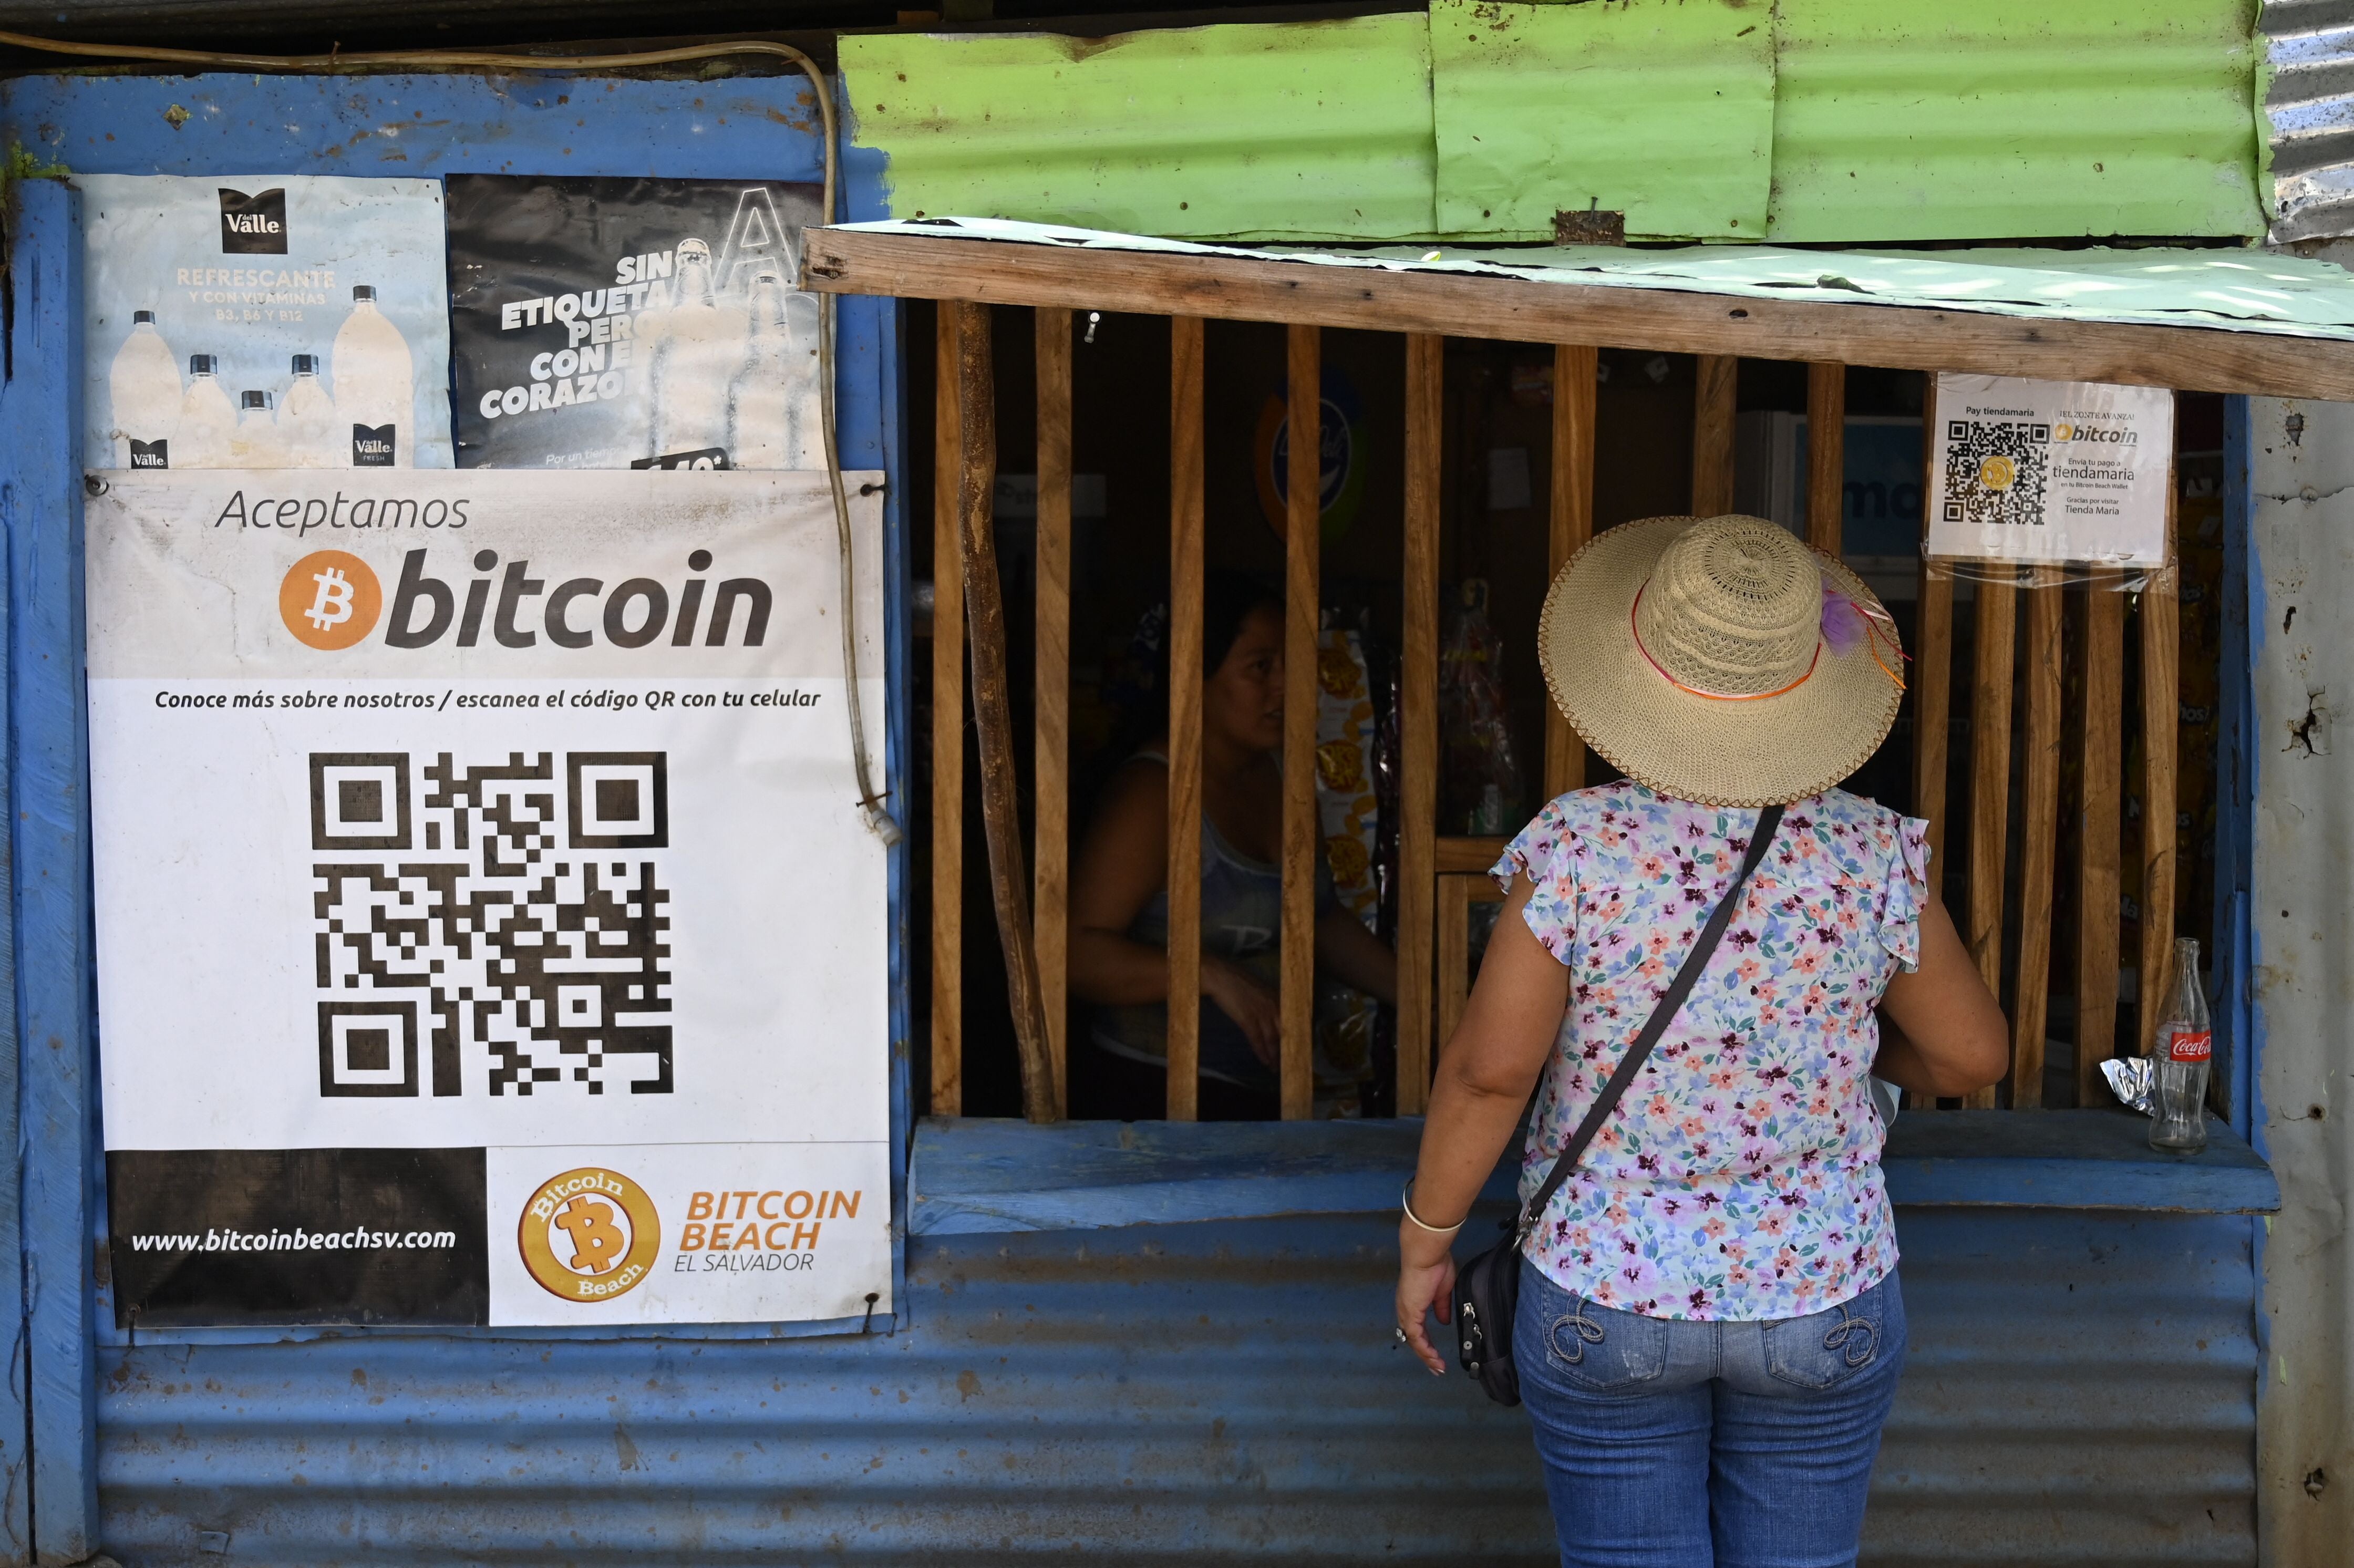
[
  {"xmin": 1964, "ymin": 568, "xmax": 2018, "ymax": 1108},
  {"xmin": 1436, "ymin": 876, "xmax": 1474, "ymax": 1049},
  {"xmin": 2010, "ymin": 566, "xmax": 2063, "ymax": 1108},
  {"xmin": 2076, "ymin": 569, "xmax": 2125, "ymax": 1103},
  {"xmin": 1398, "ymin": 334, "xmax": 1443, "ymax": 1113},
  {"xmin": 1281, "ymin": 325, "xmax": 1322, "ymax": 1120},
  {"xmin": 1806, "ymin": 363, "xmax": 1845, "ymax": 554},
  {"xmin": 1033, "ymin": 306, "xmax": 1073, "ymax": 1108},
  {"xmin": 1914, "ymin": 401, "xmax": 1953, "ymax": 896},
  {"xmin": 1690, "ymin": 355, "xmax": 1739, "ymax": 515},
  {"xmin": 953, "ymin": 302, "xmax": 1061, "ymax": 1125},
  {"xmin": 930, "ymin": 304, "xmax": 966, "ymax": 1116},
  {"xmin": 1545, "ymin": 344, "xmax": 1597, "ymax": 799},
  {"xmin": 1166, "ymin": 317, "xmax": 1206, "ymax": 1122},
  {"xmin": 2139, "ymin": 454, "xmax": 2182, "ymax": 1051}
]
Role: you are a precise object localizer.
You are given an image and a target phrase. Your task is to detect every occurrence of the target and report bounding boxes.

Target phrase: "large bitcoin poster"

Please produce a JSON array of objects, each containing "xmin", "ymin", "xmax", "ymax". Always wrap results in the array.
[{"xmin": 85, "ymin": 469, "xmax": 890, "ymax": 1328}]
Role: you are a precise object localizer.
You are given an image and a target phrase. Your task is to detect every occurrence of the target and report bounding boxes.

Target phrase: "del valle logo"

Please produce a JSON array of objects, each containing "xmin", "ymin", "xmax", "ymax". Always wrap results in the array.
[
  {"xmin": 519, "ymin": 1167, "xmax": 662, "ymax": 1302},
  {"xmin": 218, "ymin": 187, "xmax": 288, "ymax": 255}
]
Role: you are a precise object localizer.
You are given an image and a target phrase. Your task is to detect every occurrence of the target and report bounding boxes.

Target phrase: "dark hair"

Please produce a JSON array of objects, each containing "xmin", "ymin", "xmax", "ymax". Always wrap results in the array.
[{"xmin": 1202, "ymin": 572, "xmax": 1283, "ymax": 674}]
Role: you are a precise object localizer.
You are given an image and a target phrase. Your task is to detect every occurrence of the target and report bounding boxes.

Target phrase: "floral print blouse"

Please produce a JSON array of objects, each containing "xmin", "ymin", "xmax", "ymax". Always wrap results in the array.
[{"xmin": 1493, "ymin": 782, "xmax": 1929, "ymax": 1323}]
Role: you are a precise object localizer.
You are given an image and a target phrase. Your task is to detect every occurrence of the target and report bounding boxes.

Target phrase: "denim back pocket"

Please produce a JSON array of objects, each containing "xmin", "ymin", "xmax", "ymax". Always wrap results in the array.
[
  {"xmin": 1545, "ymin": 1295, "xmax": 1668, "ymax": 1392},
  {"xmin": 1763, "ymin": 1278, "xmax": 1894, "ymax": 1391}
]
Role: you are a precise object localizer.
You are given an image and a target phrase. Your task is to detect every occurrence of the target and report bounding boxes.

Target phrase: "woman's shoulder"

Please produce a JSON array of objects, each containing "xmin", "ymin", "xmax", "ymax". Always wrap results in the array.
[{"xmin": 1784, "ymin": 788, "xmax": 1929, "ymax": 872}]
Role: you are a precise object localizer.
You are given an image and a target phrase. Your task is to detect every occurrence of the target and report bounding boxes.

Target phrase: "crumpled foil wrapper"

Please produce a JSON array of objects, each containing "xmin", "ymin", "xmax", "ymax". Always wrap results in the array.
[{"xmin": 2101, "ymin": 1056, "xmax": 2156, "ymax": 1117}]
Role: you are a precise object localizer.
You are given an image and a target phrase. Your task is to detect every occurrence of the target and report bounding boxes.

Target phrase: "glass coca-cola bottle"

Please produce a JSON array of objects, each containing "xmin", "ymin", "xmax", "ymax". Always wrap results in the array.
[{"xmin": 2146, "ymin": 937, "xmax": 2212, "ymax": 1154}]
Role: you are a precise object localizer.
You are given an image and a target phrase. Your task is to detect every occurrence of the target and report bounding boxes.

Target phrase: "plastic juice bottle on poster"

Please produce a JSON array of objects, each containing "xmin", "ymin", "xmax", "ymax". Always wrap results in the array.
[
  {"xmin": 231, "ymin": 389, "xmax": 287, "ymax": 468},
  {"xmin": 331, "ymin": 284, "xmax": 414, "ymax": 468},
  {"xmin": 175, "ymin": 354, "xmax": 236, "ymax": 468},
  {"xmin": 108, "ymin": 310, "xmax": 182, "ymax": 468},
  {"xmin": 648, "ymin": 238, "xmax": 732, "ymax": 464},
  {"xmin": 726, "ymin": 271, "xmax": 805, "ymax": 470},
  {"xmin": 2146, "ymin": 936, "xmax": 2212, "ymax": 1154},
  {"xmin": 278, "ymin": 353, "xmax": 339, "ymax": 468}
]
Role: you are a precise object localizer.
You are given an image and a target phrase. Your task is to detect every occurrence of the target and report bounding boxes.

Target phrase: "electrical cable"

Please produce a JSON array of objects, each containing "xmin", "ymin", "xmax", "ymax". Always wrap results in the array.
[{"xmin": 0, "ymin": 28, "xmax": 904, "ymax": 846}]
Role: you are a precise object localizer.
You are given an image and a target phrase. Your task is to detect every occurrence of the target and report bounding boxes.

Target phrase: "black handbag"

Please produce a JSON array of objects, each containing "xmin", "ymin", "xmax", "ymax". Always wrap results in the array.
[{"xmin": 1451, "ymin": 803, "xmax": 1784, "ymax": 1407}]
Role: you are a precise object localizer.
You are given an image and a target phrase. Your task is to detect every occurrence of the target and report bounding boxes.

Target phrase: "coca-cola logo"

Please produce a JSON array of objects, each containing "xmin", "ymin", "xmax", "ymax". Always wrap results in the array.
[
  {"xmin": 218, "ymin": 188, "xmax": 288, "ymax": 255},
  {"xmin": 2166, "ymin": 1030, "xmax": 2213, "ymax": 1064}
]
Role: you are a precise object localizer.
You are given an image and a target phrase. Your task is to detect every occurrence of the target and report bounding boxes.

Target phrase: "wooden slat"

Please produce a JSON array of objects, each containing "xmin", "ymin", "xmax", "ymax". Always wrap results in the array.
[
  {"xmin": 1806, "ymin": 362, "xmax": 1845, "ymax": 554},
  {"xmin": 2139, "ymin": 453, "xmax": 2182, "ymax": 1052},
  {"xmin": 2076, "ymin": 568, "xmax": 2126, "ymax": 1105},
  {"xmin": 1691, "ymin": 355, "xmax": 1739, "ymax": 515},
  {"xmin": 1438, "ymin": 874, "xmax": 1512, "ymax": 1050},
  {"xmin": 930, "ymin": 303, "xmax": 965, "ymax": 1117},
  {"xmin": 1914, "ymin": 408, "xmax": 1953, "ymax": 883},
  {"xmin": 1033, "ymin": 305, "xmax": 1073, "ymax": 1109},
  {"xmin": 1280, "ymin": 324, "xmax": 1321, "ymax": 1120},
  {"xmin": 952, "ymin": 302, "xmax": 1060, "ymax": 1125},
  {"xmin": 1397, "ymin": 333, "xmax": 1443, "ymax": 1115},
  {"xmin": 804, "ymin": 228, "xmax": 2354, "ymax": 400},
  {"xmin": 1964, "ymin": 568, "xmax": 2018, "ymax": 1109},
  {"xmin": 1436, "ymin": 876, "xmax": 1470, "ymax": 1053},
  {"xmin": 1436, "ymin": 835, "xmax": 1511, "ymax": 875},
  {"xmin": 2009, "ymin": 566, "xmax": 2063, "ymax": 1109},
  {"xmin": 1166, "ymin": 316, "xmax": 1206, "ymax": 1122},
  {"xmin": 1545, "ymin": 343, "xmax": 1596, "ymax": 798}
]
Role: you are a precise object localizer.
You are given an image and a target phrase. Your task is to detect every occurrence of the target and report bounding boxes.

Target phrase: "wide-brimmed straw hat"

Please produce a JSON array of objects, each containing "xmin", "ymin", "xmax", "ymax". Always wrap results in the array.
[{"xmin": 1537, "ymin": 515, "xmax": 1905, "ymax": 808}]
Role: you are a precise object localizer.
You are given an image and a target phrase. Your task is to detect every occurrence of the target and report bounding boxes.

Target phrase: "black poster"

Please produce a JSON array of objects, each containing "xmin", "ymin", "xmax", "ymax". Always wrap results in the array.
[
  {"xmin": 108, "ymin": 1148, "xmax": 489, "ymax": 1327},
  {"xmin": 446, "ymin": 175, "xmax": 825, "ymax": 472}
]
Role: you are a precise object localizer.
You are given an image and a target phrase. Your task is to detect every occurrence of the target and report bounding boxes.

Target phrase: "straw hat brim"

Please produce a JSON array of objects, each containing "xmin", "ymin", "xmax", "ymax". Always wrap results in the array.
[{"xmin": 1537, "ymin": 516, "xmax": 1904, "ymax": 808}]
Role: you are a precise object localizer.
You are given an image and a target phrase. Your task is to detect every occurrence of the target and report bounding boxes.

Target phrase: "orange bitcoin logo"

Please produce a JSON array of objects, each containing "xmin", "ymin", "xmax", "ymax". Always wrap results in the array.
[
  {"xmin": 278, "ymin": 550, "xmax": 381, "ymax": 651},
  {"xmin": 518, "ymin": 1168, "xmax": 661, "ymax": 1302}
]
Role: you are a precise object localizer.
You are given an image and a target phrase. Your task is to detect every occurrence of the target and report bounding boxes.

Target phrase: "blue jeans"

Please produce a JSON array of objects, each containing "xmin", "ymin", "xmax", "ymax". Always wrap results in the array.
[{"xmin": 1514, "ymin": 1257, "xmax": 1906, "ymax": 1568}]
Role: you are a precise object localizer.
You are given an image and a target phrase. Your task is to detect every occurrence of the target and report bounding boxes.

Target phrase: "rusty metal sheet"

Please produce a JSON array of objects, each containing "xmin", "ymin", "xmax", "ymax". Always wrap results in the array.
[{"xmin": 2260, "ymin": 0, "xmax": 2354, "ymax": 241}]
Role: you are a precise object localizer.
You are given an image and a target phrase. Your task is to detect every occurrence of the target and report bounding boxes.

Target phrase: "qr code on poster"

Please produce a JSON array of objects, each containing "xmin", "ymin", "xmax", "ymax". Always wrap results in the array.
[
  {"xmin": 310, "ymin": 751, "xmax": 672, "ymax": 1100},
  {"xmin": 1942, "ymin": 419, "xmax": 2052, "ymax": 528}
]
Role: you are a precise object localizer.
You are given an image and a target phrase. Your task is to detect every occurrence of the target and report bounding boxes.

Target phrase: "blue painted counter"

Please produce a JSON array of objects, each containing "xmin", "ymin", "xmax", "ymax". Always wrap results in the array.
[{"xmin": 910, "ymin": 1111, "xmax": 2281, "ymax": 1235}]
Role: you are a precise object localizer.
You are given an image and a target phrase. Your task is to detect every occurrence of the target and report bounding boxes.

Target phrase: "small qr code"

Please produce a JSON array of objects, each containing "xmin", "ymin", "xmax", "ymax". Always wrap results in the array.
[
  {"xmin": 311, "ymin": 751, "xmax": 673, "ymax": 1100},
  {"xmin": 1942, "ymin": 418, "xmax": 2052, "ymax": 528}
]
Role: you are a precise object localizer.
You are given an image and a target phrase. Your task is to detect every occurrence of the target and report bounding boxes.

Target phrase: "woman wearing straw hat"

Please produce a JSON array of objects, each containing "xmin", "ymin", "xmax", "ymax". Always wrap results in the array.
[{"xmin": 1395, "ymin": 515, "xmax": 2008, "ymax": 1567}]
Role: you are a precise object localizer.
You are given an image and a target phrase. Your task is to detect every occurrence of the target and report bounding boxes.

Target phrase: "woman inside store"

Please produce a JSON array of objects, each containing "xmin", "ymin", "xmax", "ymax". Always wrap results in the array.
[
  {"xmin": 1395, "ymin": 515, "xmax": 2008, "ymax": 1567},
  {"xmin": 1068, "ymin": 574, "xmax": 1398, "ymax": 1121}
]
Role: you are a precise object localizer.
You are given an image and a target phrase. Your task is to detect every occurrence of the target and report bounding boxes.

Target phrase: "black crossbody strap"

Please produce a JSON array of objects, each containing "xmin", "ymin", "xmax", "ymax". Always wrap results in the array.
[{"xmin": 1514, "ymin": 803, "xmax": 1784, "ymax": 1246}]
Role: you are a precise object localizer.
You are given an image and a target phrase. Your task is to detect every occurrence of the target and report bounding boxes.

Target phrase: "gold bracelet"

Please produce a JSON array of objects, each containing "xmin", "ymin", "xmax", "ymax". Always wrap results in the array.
[{"xmin": 1401, "ymin": 1179, "xmax": 1465, "ymax": 1237}]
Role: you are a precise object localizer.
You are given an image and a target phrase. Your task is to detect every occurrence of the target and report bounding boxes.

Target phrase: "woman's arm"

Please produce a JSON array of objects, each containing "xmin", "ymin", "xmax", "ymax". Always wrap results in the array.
[
  {"xmin": 1871, "ymin": 893, "xmax": 2010, "ymax": 1097},
  {"xmin": 1066, "ymin": 759, "xmax": 1283, "ymax": 1063},
  {"xmin": 1316, "ymin": 910, "xmax": 1398, "ymax": 1005},
  {"xmin": 1066, "ymin": 761, "xmax": 1178, "ymax": 1006},
  {"xmin": 1395, "ymin": 873, "xmax": 1567, "ymax": 1374}
]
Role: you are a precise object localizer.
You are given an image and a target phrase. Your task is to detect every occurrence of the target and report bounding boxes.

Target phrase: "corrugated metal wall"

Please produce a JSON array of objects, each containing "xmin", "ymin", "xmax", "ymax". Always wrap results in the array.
[
  {"xmin": 2241, "ymin": 393, "xmax": 2354, "ymax": 1567},
  {"xmin": 91, "ymin": 1208, "xmax": 2256, "ymax": 1565},
  {"xmin": 2261, "ymin": 0, "xmax": 2354, "ymax": 241}
]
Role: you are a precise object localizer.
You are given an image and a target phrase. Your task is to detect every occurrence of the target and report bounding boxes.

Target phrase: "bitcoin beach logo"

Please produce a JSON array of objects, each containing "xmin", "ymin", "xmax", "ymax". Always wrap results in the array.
[
  {"xmin": 279, "ymin": 551, "xmax": 383, "ymax": 651},
  {"xmin": 519, "ymin": 1168, "xmax": 662, "ymax": 1302},
  {"xmin": 1977, "ymin": 454, "xmax": 2019, "ymax": 493}
]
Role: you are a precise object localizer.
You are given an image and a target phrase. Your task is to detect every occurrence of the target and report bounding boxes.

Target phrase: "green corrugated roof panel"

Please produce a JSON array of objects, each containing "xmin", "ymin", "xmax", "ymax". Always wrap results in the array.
[
  {"xmin": 1429, "ymin": 0, "xmax": 1774, "ymax": 242},
  {"xmin": 838, "ymin": 17, "xmax": 1435, "ymax": 242},
  {"xmin": 1769, "ymin": 0, "xmax": 2266, "ymax": 241}
]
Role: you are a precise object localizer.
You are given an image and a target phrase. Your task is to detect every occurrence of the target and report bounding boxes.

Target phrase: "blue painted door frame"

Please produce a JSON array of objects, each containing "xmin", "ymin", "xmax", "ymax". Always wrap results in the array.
[{"xmin": 0, "ymin": 69, "xmax": 909, "ymax": 1565}]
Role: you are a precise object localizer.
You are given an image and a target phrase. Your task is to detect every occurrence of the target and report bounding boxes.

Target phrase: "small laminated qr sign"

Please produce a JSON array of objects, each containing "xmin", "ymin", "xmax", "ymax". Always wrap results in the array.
[{"xmin": 313, "ymin": 749, "xmax": 673, "ymax": 1100}]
